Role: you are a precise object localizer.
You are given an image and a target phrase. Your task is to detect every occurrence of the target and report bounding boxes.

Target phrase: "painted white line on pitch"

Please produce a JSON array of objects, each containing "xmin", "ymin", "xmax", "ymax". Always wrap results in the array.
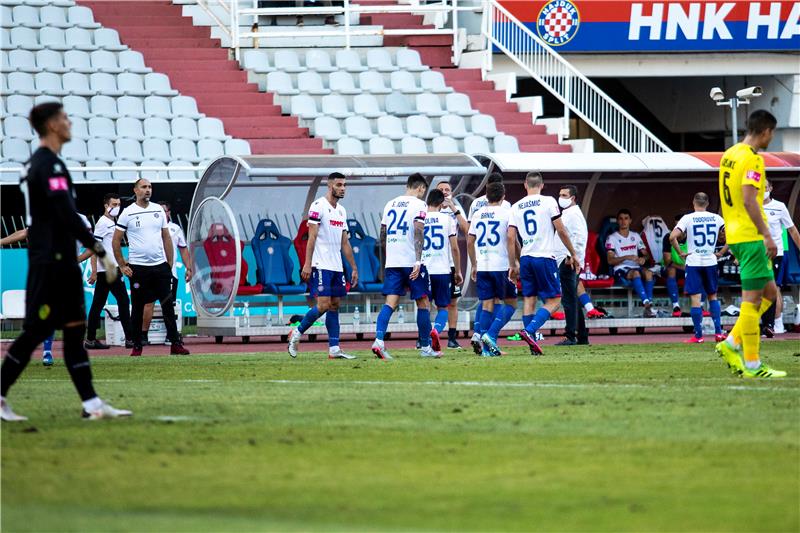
[{"xmin": 153, "ymin": 415, "xmax": 202, "ymax": 422}]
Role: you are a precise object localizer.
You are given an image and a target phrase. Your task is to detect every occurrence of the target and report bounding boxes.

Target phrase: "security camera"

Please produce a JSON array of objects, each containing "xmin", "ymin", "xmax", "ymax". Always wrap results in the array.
[
  {"xmin": 736, "ymin": 86, "xmax": 763, "ymax": 100},
  {"xmin": 709, "ymin": 87, "xmax": 725, "ymax": 102}
]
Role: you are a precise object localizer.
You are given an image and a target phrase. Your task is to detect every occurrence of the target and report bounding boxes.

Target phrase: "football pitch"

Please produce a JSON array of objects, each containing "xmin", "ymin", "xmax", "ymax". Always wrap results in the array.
[{"xmin": 2, "ymin": 341, "xmax": 798, "ymax": 532}]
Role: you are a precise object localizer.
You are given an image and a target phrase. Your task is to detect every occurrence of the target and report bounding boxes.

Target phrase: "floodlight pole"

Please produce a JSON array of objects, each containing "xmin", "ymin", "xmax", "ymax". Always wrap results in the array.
[{"xmin": 715, "ymin": 96, "xmax": 751, "ymax": 144}]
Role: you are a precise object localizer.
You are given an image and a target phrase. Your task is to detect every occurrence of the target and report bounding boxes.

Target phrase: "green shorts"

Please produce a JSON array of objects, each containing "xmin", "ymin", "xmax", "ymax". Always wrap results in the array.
[{"xmin": 729, "ymin": 241, "xmax": 773, "ymax": 290}]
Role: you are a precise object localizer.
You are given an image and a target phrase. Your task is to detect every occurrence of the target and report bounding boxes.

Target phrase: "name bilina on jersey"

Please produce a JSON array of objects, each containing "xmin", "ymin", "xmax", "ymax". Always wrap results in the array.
[
  {"xmin": 382, "ymin": 195, "xmax": 428, "ymax": 268},
  {"xmin": 468, "ymin": 205, "xmax": 511, "ymax": 271}
]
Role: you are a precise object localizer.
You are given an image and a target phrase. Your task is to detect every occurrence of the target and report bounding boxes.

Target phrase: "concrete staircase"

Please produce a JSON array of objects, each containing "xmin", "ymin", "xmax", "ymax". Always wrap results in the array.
[{"xmin": 80, "ymin": 0, "xmax": 330, "ymax": 155}]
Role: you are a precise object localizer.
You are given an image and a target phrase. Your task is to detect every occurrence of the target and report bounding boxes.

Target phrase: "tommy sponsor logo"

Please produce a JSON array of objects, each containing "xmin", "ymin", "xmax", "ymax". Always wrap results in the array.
[
  {"xmin": 537, "ymin": 0, "xmax": 580, "ymax": 46},
  {"xmin": 330, "ymin": 220, "xmax": 345, "ymax": 228},
  {"xmin": 48, "ymin": 176, "xmax": 68, "ymax": 191},
  {"xmin": 746, "ymin": 170, "xmax": 762, "ymax": 182}
]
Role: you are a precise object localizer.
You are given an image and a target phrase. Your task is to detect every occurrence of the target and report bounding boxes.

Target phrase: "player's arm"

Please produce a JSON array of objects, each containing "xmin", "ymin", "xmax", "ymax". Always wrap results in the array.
[
  {"xmin": 0, "ymin": 228, "xmax": 28, "ymax": 246},
  {"xmin": 742, "ymin": 185, "xmax": 776, "ymax": 257},
  {"xmin": 341, "ymin": 230, "xmax": 358, "ymax": 286},
  {"xmin": 379, "ymin": 224, "xmax": 387, "ymax": 269},
  {"xmin": 161, "ymin": 227, "xmax": 174, "ymax": 267},
  {"xmin": 112, "ymin": 229, "xmax": 130, "ymax": 276},
  {"xmin": 553, "ymin": 217, "xmax": 579, "ymax": 271},
  {"xmin": 89, "ymin": 255, "xmax": 98, "ymax": 285},
  {"xmin": 302, "ymin": 222, "xmax": 319, "ymax": 282},
  {"xmin": 507, "ymin": 225, "xmax": 519, "ymax": 281},
  {"xmin": 77, "ymin": 248, "xmax": 94, "ymax": 263},
  {"xmin": 179, "ymin": 246, "xmax": 192, "ymax": 282},
  {"xmin": 449, "ymin": 233, "xmax": 462, "ymax": 285},
  {"xmin": 409, "ymin": 219, "xmax": 424, "ymax": 280},
  {"xmin": 669, "ymin": 227, "xmax": 686, "ymax": 259},
  {"xmin": 467, "ymin": 233, "xmax": 478, "ymax": 282},
  {"xmin": 606, "ymin": 249, "xmax": 626, "ymax": 266}
]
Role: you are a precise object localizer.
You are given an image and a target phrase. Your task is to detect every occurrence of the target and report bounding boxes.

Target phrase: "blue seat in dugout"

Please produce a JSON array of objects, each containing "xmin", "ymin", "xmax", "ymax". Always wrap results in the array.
[
  {"xmin": 251, "ymin": 218, "xmax": 306, "ymax": 295},
  {"xmin": 344, "ymin": 218, "xmax": 383, "ymax": 292}
]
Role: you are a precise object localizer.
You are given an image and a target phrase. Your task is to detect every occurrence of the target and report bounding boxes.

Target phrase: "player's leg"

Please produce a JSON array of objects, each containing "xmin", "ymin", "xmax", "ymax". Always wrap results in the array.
[
  {"xmin": 642, "ymin": 268, "xmax": 655, "ymax": 302},
  {"xmin": 85, "ymin": 273, "xmax": 112, "ymax": 349},
  {"xmin": 578, "ymin": 281, "xmax": 603, "ymax": 318},
  {"xmin": 557, "ymin": 259, "xmax": 578, "ymax": 345},
  {"xmin": 129, "ymin": 266, "xmax": 147, "ymax": 355},
  {"xmin": 760, "ymin": 256, "xmax": 782, "ymax": 336},
  {"xmin": 410, "ymin": 267, "xmax": 437, "ymax": 357},
  {"xmin": 428, "ymin": 275, "xmax": 451, "ymax": 352},
  {"xmin": 1, "ymin": 319, "xmax": 51, "ymax": 420},
  {"xmin": 326, "ymin": 295, "xmax": 355, "ymax": 359},
  {"xmin": 626, "ymin": 269, "xmax": 648, "ymax": 304},
  {"xmin": 141, "ymin": 303, "xmax": 154, "ymax": 346},
  {"xmin": 108, "ymin": 275, "xmax": 133, "ymax": 347},
  {"xmin": 665, "ymin": 266, "xmax": 681, "ymax": 315},
  {"xmin": 520, "ymin": 258, "xmax": 560, "ymax": 355},
  {"xmin": 446, "ymin": 267, "xmax": 461, "ymax": 349},
  {"xmin": 478, "ymin": 279, "xmax": 499, "ymax": 355},
  {"xmin": 372, "ymin": 268, "xmax": 405, "ymax": 360},
  {"xmin": 684, "ymin": 266, "xmax": 704, "ymax": 342},
  {"xmin": 154, "ymin": 264, "xmax": 187, "ymax": 354},
  {"xmin": 703, "ymin": 265, "xmax": 724, "ymax": 341}
]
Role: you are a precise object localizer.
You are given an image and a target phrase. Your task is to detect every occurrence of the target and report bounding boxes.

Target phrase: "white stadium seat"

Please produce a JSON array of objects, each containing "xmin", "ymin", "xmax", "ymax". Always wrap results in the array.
[
  {"xmin": 385, "ymin": 91, "xmax": 415, "ymax": 117},
  {"xmin": 242, "ymin": 50, "xmax": 273, "ymax": 74},
  {"xmin": 406, "ymin": 115, "xmax": 435, "ymax": 139},
  {"xmin": 440, "ymin": 114, "xmax": 468, "ymax": 139},
  {"xmin": 91, "ymin": 50, "xmax": 123, "ymax": 73},
  {"xmin": 117, "ymin": 96, "xmax": 148, "ymax": 119},
  {"xmin": 335, "ymin": 49, "xmax": 366, "ymax": 72},
  {"xmin": 366, "ymin": 48, "xmax": 396, "ymax": 72},
  {"xmin": 432, "ymin": 136, "xmax": 459, "ymax": 153},
  {"xmin": 62, "ymin": 72, "xmax": 95, "ymax": 96},
  {"xmin": 40, "ymin": 6, "xmax": 71, "ymax": 28},
  {"xmin": 67, "ymin": 6, "xmax": 100, "ymax": 29},
  {"xmin": 420, "ymin": 70, "xmax": 453, "ymax": 94},
  {"xmin": 274, "ymin": 50, "xmax": 305, "ymax": 73},
  {"xmin": 391, "ymin": 70, "xmax": 422, "ymax": 94},
  {"xmin": 144, "ymin": 73, "xmax": 177, "ymax": 96},
  {"xmin": 144, "ymin": 96, "xmax": 173, "ymax": 118},
  {"xmin": 266, "ymin": 71, "xmax": 298, "ymax": 95},
  {"xmin": 198, "ymin": 139, "xmax": 224, "ymax": 159},
  {"xmin": 65, "ymin": 27, "xmax": 97, "ymax": 51},
  {"xmin": 368, "ymin": 136, "xmax": 396, "ymax": 155},
  {"xmin": 87, "ymin": 137, "xmax": 115, "ymax": 162},
  {"xmin": 172, "ymin": 96, "xmax": 202, "ymax": 119},
  {"xmin": 114, "ymin": 138, "xmax": 144, "ymax": 163},
  {"xmin": 2, "ymin": 138, "xmax": 31, "ymax": 163},
  {"xmin": 35, "ymin": 49, "xmax": 67, "ymax": 73},
  {"xmin": 336, "ymin": 137, "xmax": 364, "ymax": 155},
  {"xmin": 171, "ymin": 117, "xmax": 200, "ymax": 141},
  {"xmin": 88, "ymin": 116, "xmax": 117, "ymax": 139},
  {"xmin": 445, "ymin": 93, "xmax": 477, "ymax": 116},
  {"xmin": 305, "ymin": 49, "xmax": 336, "ymax": 73},
  {"xmin": 116, "ymin": 117, "xmax": 145, "ymax": 141},
  {"xmin": 359, "ymin": 71, "xmax": 391, "ymax": 94},
  {"xmin": 291, "ymin": 94, "xmax": 320, "ymax": 119},
  {"xmin": 344, "ymin": 116, "xmax": 373, "ymax": 141},
  {"xmin": 142, "ymin": 138, "xmax": 171, "ymax": 161},
  {"xmin": 143, "ymin": 117, "xmax": 172, "ymax": 140},
  {"xmin": 35, "ymin": 71, "xmax": 68, "ymax": 96},
  {"xmin": 328, "ymin": 71, "xmax": 361, "ymax": 95},
  {"xmin": 416, "ymin": 93, "xmax": 446, "ymax": 117},
  {"xmin": 376, "ymin": 115, "xmax": 406, "ymax": 140},
  {"xmin": 400, "ymin": 136, "xmax": 428, "ymax": 154},
  {"xmin": 170, "ymin": 138, "xmax": 200, "ymax": 163},
  {"xmin": 463, "ymin": 135, "xmax": 491, "ymax": 154},
  {"xmin": 470, "ymin": 114, "xmax": 499, "ymax": 137},
  {"xmin": 321, "ymin": 94, "xmax": 352, "ymax": 119},
  {"xmin": 64, "ymin": 49, "xmax": 93, "ymax": 73},
  {"xmin": 225, "ymin": 139, "xmax": 251, "ymax": 156},
  {"xmin": 396, "ymin": 49, "xmax": 427, "ymax": 72},
  {"xmin": 94, "ymin": 28, "xmax": 125, "ymax": 51},
  {"xmin": 90, "ymin": 95, "xmax": 118, "ymax": 118},
  {"xmin": 298, "ymin": 70, "xmax": 330, "ymax": 96},
  {"xmin": 118, "ymin": 50, "xmax": 151, "ymax": 74},
  {"xmin": 493, "ymin": 134, "xmax": 520, "ymax": 153},
  {"xmin": 313, "ymin": 116, "xmax": 343, "ymax": 141},
  {"xmin": 90, "ymin": 72, "xmax": 123, "ymax": 96},
  {"xmin": 198, "ymin": 118, "xmax": 228, "ymax": 141},
  {"xmin": 353, "ymin": 94, "xmax": 384, "ymax": 119}
]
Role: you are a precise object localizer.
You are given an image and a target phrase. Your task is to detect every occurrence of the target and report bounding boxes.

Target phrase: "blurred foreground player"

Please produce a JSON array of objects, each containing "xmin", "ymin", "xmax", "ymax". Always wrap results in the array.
[
  {"xmin": 715, "ymin": 110, "xmax": 785, "ymax": 378},
  {"xmin": 1, "ymin": 103, "xmax": 131, "ymax": 421}
]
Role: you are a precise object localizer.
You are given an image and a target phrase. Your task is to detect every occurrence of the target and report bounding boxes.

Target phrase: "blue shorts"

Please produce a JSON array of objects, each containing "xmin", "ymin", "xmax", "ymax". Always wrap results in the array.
[
  {"xmin": 614, "ymin": 267, "xmax": 644, "ymax": 286},
  {"xmin": 309, "ymin": 268, "xmax": 347, "ymax": 298},
  {"xmin": 429, "ymin": 273, "xmax": 452, "ymax": 308},
  {"xmin": 383, "ymin": 266, "xmax": 431, "ymax": 301},
  {"xmin": 519, "ymin": 256, "xmax": 561, "ymax": 299},
  {"xmin": 774, "ymin": 255, "xmax": 787, "ymax": 286},
  {"xmin": 476, "ymin": 271, "xmax": 517, "ymax": 301},
  {"xmin": 685, "ymin": 265, "xmax": 718, "ymax": 296}
]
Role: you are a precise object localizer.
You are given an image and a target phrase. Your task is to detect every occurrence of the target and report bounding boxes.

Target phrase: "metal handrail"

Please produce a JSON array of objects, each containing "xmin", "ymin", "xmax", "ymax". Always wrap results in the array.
[
  {"xmin": 0, "ymin": 165, "xmax": 204, "ymax": 184},
  {"xmin": 482, "ymin": 0, "xmax": 671, "ymax": 153},
  {"xmin": 197, "ymin": 0, "xmax": 232, "ymax": 38}
]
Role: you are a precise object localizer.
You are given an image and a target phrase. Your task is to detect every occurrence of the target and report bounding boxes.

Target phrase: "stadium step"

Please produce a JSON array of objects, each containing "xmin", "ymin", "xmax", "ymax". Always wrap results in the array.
[
  {"xmin": 520, "ymin": 144, "xmax": 572, "ymax": 152},
  {"xmin": 514, "ymin": 134, "xmax": 560, "ymax": 145},
  {"xmin": 361, "ymin": 14, "xmax": 426, "ymax": 28},
  {"xmin": 500, "ymin": 123, "xmax": 549, "ymax": 135},
  {"xmin": 80, "ymin": 0, "xmax": 325, "ymax": 156}
]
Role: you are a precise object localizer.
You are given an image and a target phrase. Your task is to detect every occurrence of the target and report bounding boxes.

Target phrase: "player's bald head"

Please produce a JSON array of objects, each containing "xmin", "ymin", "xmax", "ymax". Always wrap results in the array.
[
  {"xmin": 693, "ymin": 192, "xmax": 709, "ymax": 207},
  {"xmin": 525, "ymin": 172, "xmax": 543, "ymax": 191}
]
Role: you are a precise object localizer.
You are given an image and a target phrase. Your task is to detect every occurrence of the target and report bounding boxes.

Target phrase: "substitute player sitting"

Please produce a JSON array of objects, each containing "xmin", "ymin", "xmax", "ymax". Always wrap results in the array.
[
  {"xmin": 467, "ymin": 181, "xmax": 517, "ymax": 357},
  {"xmin": 715, "ymin": 110, "xmax": 785, "ymax": 378},
  {"xmin": 606, "ymin": 209, "xmax": 656, "ymax": 318},
  {"xmin": 670, "ymin": 192, "xmax": 727, "ymax": 344},
  {"xmin": 288, "ymin": 173, "xmax": 358, "ymax": 360},
  {"xmin": 372, "ymin": 173, "xmax": 438, "ymax": 360},
  {"xmin": 422, "ymin": 189, "xmax": 462, "ymax": 352}
]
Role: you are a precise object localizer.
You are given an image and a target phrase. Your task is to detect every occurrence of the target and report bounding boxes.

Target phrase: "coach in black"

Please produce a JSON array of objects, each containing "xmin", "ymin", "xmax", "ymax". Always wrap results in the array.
[
  {"xmin": 0, "ymin": 103, "xmax": 131, "ymax": 421},
  {"xmin": 112, "ymin": 178, "xmax": 190, "ymax": 357}
]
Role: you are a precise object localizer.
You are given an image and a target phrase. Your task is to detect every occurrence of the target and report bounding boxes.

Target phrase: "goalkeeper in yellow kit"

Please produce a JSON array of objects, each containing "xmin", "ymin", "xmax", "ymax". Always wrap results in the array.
[{"xmin": 715, "ymin": 110, "xmax": 785, "ymax": 378}]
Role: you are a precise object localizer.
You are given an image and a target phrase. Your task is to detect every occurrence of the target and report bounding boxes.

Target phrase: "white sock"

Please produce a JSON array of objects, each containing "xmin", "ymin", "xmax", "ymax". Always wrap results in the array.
[
  {"xmin": 329, "ymin": 346, "xmax": 340, "ymax": 354},
  {"xmin": 673, "ymin": 303, "xmax": 680, "ymax": 310},
  {"xmin": 82, "ymin": 397, "xmax": 103, "ymax": 412},
  {"xmin": 584, "ymin": 302, "xmax": 594, "ymax": 312},
  {"xmin": 745, "ymin": 359, "xmax": 761, "ymax": 370},
  {"xmin": 725, "ymin": 334, "xmax": 740, "ymax": 350}
]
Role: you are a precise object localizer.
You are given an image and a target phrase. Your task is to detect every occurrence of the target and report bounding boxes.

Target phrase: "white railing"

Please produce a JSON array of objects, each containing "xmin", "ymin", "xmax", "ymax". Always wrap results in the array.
[
  {"xmin": 230, "ymin": 0, "xmax": 480, "ymax": 65},
  {"xmin": 482, "ymin": 0, "xmax": 671, "ymax": 153},
  {"xmin": 0, "ymin": 166, "xmax": 205, "ymax": 183}
]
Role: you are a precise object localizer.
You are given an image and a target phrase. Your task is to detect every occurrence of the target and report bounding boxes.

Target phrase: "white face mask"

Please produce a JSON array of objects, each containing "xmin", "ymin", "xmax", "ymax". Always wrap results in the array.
[
  {"xmin": 764, "ymin": 191, "xmax": 771, "ymax": 200},
  {"xmin": 558, "ymin": 197, "xmax": 572, "ymax": 209},
  {"xmin": 108, "ymin": 206, "xmax": 120, "ymax": 217}
]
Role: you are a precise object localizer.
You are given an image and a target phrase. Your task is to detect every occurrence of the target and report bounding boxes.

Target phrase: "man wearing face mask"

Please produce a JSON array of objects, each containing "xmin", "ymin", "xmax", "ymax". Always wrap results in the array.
[
  {"xmin": 85, "ymin": 193, "xmax": 133, "ymax": 349},
  {"xmin": 553, "ymin": 185, "xmax": 589, "ymax": 346}
]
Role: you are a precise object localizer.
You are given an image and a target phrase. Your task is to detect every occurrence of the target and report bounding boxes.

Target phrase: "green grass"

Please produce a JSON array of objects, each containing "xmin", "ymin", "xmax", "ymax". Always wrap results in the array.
[{"xmin": 2, "ymin": 341, "xmax": 799, "ymax": 532}]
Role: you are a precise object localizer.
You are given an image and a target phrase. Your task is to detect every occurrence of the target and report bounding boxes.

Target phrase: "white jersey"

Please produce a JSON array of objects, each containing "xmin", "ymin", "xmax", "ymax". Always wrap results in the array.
[
  {"xmin": 554, "ymin": 204, "xmax": 588, "ymax": 266},
  {"xmin": 468, "ymin": 196, "xmax": 511, "ymax": 222},
  {"xmin": 675, "ymin": 212, "xmax": 725, "ymax": 267},
  {"xmin": 422, "ymin": 211, "xmax": 455, "ymax": 275},
  {"xmin": 605, "ymin": 231, "xmax": 646, "ymax": 272},
  {"xmin": 468, "ymin": 204, "xmax": 511, "ymax": 271},
  {"xmin": 167, "ymin": 221, "xmax": 187, "ymax": 278},
  {"xmin": 76, "ymin": 213, "xmax": 91, "ymax": 257},
  {"xmin": 763, "ymin": 199, "xmax": 794, "ymax": 256},
  {"xmin": 307, "ymin": 197, "xmax": 347, "ymax": 272},
  {"xmin": 440, "ymin": 197, "xmax": 464, "ymax": 267},
  {"xmin": 115, "ymin": 202, "xmax": 167, "ymax": 266},
  {"xmin": 93, "ymin": 215, "xmax": 118, "ymax": 272},
  {"xmin": 509, "ymin": 194, "xmax": 561, "ymax": 258},
  {"xmin": 381, "ymin": 194, "xmax": 427, "ymax": 269}
]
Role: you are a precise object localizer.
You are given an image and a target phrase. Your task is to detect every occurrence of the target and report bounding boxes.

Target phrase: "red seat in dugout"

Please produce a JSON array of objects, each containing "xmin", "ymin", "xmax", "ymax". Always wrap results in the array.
[{"xmin": 203, "ymin": 223, "xmax": 263, "ymax": 296}]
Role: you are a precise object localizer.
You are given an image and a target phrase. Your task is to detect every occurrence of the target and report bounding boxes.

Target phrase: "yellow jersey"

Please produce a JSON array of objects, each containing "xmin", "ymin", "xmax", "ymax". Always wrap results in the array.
[{"xmin": 719, "ymin": 143, "xmax": 767, "ymax": 244}]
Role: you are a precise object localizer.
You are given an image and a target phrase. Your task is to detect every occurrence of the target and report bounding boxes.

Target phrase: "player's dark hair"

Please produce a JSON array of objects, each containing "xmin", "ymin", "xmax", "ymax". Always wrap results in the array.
[
  {"xmin": 617, "ymin": 208, "xmax": 632, "ymax": 218},
  {"xmin": 746, "ymin": 110, "xmax": 777, "ymax": 135},
  {"xmin": 693, "ymin": 192, "xmax": 709, "ymax": 207},
  {"xmin": 158, "ymin": 200, "xmax": 171, "ymax": 211},
  {"xmin": 133, "ymin": 177, "xmax": 148, "ymax": 188},
  {"xmin": 486, "ymin": 182, "xmax": 504, "ymax": 203},
  {"xmin": 562, "ymin": 184, "xmax": 578, "ymax": 200},
  {"xmin": 407, "ymin": 173, "xmax": 428, "ymax": 191},
  {"xmin": 427, "ymin": 188, "xmax": 445, "ymax": 207},
  {"xmin": 29, "ymin": 102, "xmax": 64, "ymax": 137},
  {"xmin": 487, "ymin": 173, "xmax": 504, "ymax": 185},
  {"xmin": 328, "ymin": 172, "xmax": 345, "ymax": 181},
  {"xmin": 103, "ymin": 193, "xmax": 120, "ymax": 205},
  {"xmin": 525, "ymin": 172, "xmax": 543, "ymax": 189}
]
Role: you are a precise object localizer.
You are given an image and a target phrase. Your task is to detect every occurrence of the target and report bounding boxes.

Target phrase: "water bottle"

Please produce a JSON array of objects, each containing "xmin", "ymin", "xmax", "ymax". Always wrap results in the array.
[
  {"xmin": 266, "ymin": 308, "xmax": 273, "ymax": 328},
  {"xmin": 702, "ymin": 316, "xmax": 714, "ymax": 336},
  {"xmin": 353, "ymin": 306, "xmax": 361, "ymax": 326},
  {"xmin": 397, "ymin": 305, "xmax": 405, "ymax": 324},
  {"xmin": 242, "ymin": 301, "xmax": 250, "ymax": 328}
]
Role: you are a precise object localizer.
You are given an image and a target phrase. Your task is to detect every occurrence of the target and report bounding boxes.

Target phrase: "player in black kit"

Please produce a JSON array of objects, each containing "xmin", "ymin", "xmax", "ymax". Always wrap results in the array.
[{"xmin": 0, "ymin": 103, "xmax": 132, "ymax": 421}]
